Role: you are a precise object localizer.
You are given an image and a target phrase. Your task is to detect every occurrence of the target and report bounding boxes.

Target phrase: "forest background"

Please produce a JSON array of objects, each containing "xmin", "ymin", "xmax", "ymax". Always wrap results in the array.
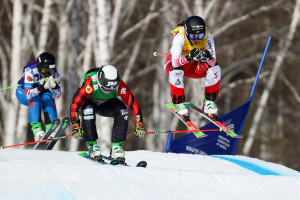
[{"xmin": 0, "ymin": 0, "xmax": 299, "ymax": 171}]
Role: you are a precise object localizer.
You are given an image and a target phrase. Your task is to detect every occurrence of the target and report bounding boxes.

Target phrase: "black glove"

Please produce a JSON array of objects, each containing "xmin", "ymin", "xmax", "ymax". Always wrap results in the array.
[
  {"xmin": 72, "ymin": 123, "xmax": 84, "ymax": 140},
  {"xmin": 185, "ymin": 48, "xmax": 201, "ymax": 62},
  {"xmin": 199, "ymin": 49, "xmax": 212, "ymax": 62},
  {"xmin": 37, "ymin": 78, "xmax": 46, "ymax": 91}
]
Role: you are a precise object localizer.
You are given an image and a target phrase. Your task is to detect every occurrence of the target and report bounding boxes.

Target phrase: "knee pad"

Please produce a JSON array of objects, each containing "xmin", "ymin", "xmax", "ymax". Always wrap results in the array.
[
  {"xmin": 169, "ymin": 70, "xmax": 184, "ymax": 88},
  {"xmin": 83, "ymin": 108, "xmax": 95, "ymax": 120}
]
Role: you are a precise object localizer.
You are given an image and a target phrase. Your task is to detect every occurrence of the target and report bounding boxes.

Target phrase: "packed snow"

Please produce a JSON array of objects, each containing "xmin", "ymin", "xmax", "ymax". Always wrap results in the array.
[{"xmin": 0, "ymin": 149, "xmax": 299, "ymax": 200}]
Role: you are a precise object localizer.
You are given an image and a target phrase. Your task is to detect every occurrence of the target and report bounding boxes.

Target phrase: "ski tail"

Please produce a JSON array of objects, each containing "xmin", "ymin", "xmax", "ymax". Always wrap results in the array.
[
  {"xmin": 33, "ymin": 118, "xmax": 61, "ymax": 150},
  {"xmin": 45, "ymin": 116, "xmax": 71, "ymax": 150},
  {"xmin": 165, "ymin": 103, "xmax": 207, "ymax": 138},
  {"xmin": 184, "ymin": 102, "xmax": 242, "ymax": 138},
  {"xmin": 78, "ymin": 152, "xmax": 107, "ymax": 164}
]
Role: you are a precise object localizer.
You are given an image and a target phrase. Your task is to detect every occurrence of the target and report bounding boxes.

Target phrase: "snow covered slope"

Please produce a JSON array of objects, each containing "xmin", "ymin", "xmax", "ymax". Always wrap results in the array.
[{"xmin": 0, "ymin": 149, "xmax": 299, "ymax": 200}]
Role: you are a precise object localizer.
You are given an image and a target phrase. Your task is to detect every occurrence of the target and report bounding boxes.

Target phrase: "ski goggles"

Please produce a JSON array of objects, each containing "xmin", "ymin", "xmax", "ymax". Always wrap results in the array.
[
  {"xmin": 40, "ymin": 68, "xmax": 55, "ymax": 75},
  {"xmin": 188, "ymin": 33, "xmax": 205, "ymax": 40}
]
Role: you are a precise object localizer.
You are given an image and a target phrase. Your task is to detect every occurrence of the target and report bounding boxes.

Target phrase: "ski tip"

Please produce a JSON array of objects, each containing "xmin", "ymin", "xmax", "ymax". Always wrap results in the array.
[
  {"xmin": 137, "ymin": 161, "xmax": 147, "ymax": 168},
  {"xmin": 78, "ymin": 152, "xmax": 89, "ymax": 158},
  {"xmin": 110, "ymin": 159, "xmax": 121, "ymax": 165},
  {"xmin": 0, "ymin": 146, "xmax": 3, "ymax": 149},
  {"xmin": 153, "ymin": 52, "xmax": 158, "ymax": 56}
]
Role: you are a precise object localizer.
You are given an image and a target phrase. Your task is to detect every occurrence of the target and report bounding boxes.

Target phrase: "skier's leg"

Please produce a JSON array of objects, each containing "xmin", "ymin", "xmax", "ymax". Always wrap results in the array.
[
  {"xmin": 16, "ymin": 87, "xmax": 46, "ymax": 140},
  {"xmin": 16, "ymin": 87, "xmax": 29, "ymax": 106},
  {"xmin": 41, "ymin": 91, "xmax": 58, "ymax": 122},
  {"xmin": 164, "ymin": 57, "xmax": 185, "ymax": 104},
  {"xmin": 95, "ymin": 98, "xmax": 128, "ymax": 159},
  {"xmin": 164, "ymin": 57, "xmax": 188, "ymax": 117},
  {"xmin": 203, "ymin": 64, "xmax": 221, "ymax": 118},
  {"xmin": 185, "ymin": 61, "xmax": 221, "ymax": 116},
  {"xmin": 182, "ymin": 61, "xmax": 221, "ymax": 117},
  {"xmin": 27, "ymin": 95, "xmax": 45, "ymax": 140},
  {"xmin": 80, "ymin": 101, "xmax": 98, "ymax": 141},
  {"xmin": 80, "ymin": 101, "xmax": 101, "ymax": 160},
  {"xmin": 41, "ymin": 91, "xmax": 58, "ymax": 138},
  {"xmin": 204, "ymin": 64, "xmax": 221, "ymax": 101}
]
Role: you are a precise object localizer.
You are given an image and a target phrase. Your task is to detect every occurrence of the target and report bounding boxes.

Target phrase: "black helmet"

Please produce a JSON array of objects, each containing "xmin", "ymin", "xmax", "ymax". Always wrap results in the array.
[
  {"xmin": 97, "ymin": 65, "xmax": 120, "ymax": 92},
  {"xmin": 36, "ymin": 52, "xmax": 56, "ymax": 75},
  {"xmin": 184, "ymin": 16, "xmax": 206, "ymax": 34}
]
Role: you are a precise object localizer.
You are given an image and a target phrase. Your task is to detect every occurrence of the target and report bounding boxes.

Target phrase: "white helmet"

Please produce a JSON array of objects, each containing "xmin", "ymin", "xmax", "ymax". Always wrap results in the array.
[{"xmin": 97, "ymin": 65, "xmax": 120, "ymax": 92}]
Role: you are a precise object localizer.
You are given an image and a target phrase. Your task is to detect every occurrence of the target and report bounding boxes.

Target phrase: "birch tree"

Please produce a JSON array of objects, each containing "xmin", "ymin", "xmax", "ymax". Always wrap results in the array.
[
  {"xmin": 146, "ymin": 1, "xmax": 174, "ymax": 151},
  {"xmin": 4, "ymin": 0, "xmax": 23, "ymax": 146},
  {"xmin": 95, "ymin": 0, "xmax": 114, "ymax": 151},
  {"xmin": 242, "ymin": 0, "xmax": 300, "ymax": 156}
]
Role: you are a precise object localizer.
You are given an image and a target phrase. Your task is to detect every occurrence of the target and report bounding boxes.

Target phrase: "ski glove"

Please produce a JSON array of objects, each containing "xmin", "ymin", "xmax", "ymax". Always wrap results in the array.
[
  {"xmin": 44, "ymin": 76, "xmax": 59, "ymax": 90},
  {"xmin": 134, "ymin": 122, "xmax": 146, "ymax": 138},
  {"xmin": 37, "ymin": 78, "xmax": 46, "ymax": 91},
  {"xmin": 72, "ymin": 123, "xmax": 84, "ymax": 140},
  {"xmin": 199, "ymin": 49, "xmax": 212, "ymax": 62},
  {"xmin": 186, "ymin": 48, "xmax": 201, "ymax": 62}
]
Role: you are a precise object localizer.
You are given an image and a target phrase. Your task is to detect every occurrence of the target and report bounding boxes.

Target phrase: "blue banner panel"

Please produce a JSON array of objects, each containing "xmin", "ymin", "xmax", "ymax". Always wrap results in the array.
[{"xmin": 167, "ymin": 100, "xmax": 251, "ymax": 155}]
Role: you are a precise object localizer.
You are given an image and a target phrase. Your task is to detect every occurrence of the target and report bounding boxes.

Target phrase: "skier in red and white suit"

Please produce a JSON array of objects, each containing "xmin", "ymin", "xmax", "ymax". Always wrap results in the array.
[{"xmin": 164, "ymin": 16, "xmax": 221, "ymax": 119}]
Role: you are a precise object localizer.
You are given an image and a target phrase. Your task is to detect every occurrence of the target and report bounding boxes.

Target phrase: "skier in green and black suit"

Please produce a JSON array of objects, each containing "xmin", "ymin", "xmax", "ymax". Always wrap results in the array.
[{"xmin": 70, "ymin": 65, "xmax": 146, "ymax": 162}]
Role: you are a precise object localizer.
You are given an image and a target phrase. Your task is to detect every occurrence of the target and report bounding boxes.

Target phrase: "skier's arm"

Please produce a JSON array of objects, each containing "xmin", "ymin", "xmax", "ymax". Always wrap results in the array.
[
  {"xmin": 70, "ymin": 77, "xmax": 94, "ymax": 125},
  {"xmin": 24, "ymin": 68, "xmax": 41, "ymax": 99},
  {"xmin": 118, "ymin": 81, "xmax": 144, "ymax": 124},
  {"xmin": 51, "ymin": 71, "xmax": 61, "ymax": 99},
  {"xmin": 171, "ymin": 34, "xmax": 189, "ymax": 67},
  {"xmin": 205, "ymin": 33, "xmax": 217, "ymax": 66}
]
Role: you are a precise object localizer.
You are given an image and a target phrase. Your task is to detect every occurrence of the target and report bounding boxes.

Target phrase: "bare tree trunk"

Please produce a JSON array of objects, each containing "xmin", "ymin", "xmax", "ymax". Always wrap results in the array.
[
  {"xmin": 38, "ymin": 0, "xmax": 53, "ymax": 53},
  {"xmin": 146, "ymin": 1, "xmax": 177, "ymax": 151},
  {"xmin": 242, "ymin": 0, "xmax": 300, "ymax": 156},
  {"xmin": 96, "ymin": 0, "xmax": 112, "ymax": 151},
  {"xmin": 4, "ymin": 0, "xmax": 23, "ymax": 146},
  {"xmin": 108, "ymin": 0, "xmax": 122, "ymax": 52},
  {"xmin": 56, "ymin": 0, "xmax": 81, "ymax": 151},
  {"xmin": 82, "ymin": 0, "xmax": 97, "ymax": 73},
  {"xmin": 16, "ymin": 0, "xmax": 36, "ymax": 146}
]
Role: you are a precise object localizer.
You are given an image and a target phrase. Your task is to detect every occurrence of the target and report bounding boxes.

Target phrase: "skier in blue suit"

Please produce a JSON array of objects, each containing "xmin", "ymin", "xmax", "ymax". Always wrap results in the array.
[{"xmin": 16, "ymin": 52, "xmax": 61, "ymax": 141}]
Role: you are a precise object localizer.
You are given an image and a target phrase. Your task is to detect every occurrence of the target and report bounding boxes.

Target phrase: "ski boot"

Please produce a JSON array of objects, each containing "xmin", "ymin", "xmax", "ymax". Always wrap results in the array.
[
  {"xmin": 110, "ymin": 142, "xmax": 126, "ymax": 165},
  {"xmin": 85, "ymin": 141, "xmax": 104, "ymax": 163},
  {"xmin": 203, "ymin": 99, "xmax": 219, "ymax": 120},
  {"xmin": 175, "ymin": 102, "xmax": 190, "ymax": 121},
  {"xmin": 31, "ymin": 122, "xmax": 45, "ymax": 141}
]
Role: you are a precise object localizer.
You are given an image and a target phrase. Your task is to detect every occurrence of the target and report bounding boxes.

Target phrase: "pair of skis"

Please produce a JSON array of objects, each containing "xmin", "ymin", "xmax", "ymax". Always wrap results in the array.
[
  {"xmin": 78, "ymin": 152, "xmax": 147, "ymax": 168},
  {"xmin": 165, "ymin": 102, "xmax": 242, "ymax": 139},
  {"xmin": 33, "ymin": 116, "xmax": 71, "ymax": 150}
]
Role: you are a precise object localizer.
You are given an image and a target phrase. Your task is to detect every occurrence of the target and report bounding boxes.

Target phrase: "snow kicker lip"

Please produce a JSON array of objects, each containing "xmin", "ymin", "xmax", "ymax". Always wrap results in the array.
[{"xmin": 211, "ymin": 155, "xmax": 287, "ymax": 176}]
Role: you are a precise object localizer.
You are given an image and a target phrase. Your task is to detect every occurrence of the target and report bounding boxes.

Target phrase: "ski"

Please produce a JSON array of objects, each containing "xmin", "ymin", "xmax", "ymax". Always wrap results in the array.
[
  {"xmin": 33, "ymin": 118, "xmax": 61, "ymax": 150},
  {"xmin": 102, "ymin": 155, "xmax": 147, "ymax": 168},
  {"xmin": 184, "ymin": 102, "xmax": 242, "ymax": 138},
  {"xmin": 78, "ymin": 152, "xmax": 116, "ymax": 165},
  {"xmin": 165, "ymin": 103, "xmax": 207, "ymax": 138},
  {"xmin": 45, "ymin": 116, "xmax": 71, "ymax": 150}
]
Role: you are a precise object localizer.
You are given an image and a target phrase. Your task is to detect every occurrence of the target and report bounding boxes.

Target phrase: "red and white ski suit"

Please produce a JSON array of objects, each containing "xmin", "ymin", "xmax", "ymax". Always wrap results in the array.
[{"xmin": 164, "ymin": 26, "xmax": 221, "ymax": 104}]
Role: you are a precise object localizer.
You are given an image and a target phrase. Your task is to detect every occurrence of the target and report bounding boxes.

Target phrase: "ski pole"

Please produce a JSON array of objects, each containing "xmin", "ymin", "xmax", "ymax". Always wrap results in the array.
[
  {"xmin": 0, "ymin": 81, "xmax": 41, "ymax": 91},
  {"xmin": 153, "ymin": 52, "xmax": 171, "ymax": 56},
  {"xmin": 146, "ymin": 129, "xmax": 221, "ymax": 135},
  {"xmin": 0, "ymin": 134, "xmax": 72, "ymax": 149}
]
